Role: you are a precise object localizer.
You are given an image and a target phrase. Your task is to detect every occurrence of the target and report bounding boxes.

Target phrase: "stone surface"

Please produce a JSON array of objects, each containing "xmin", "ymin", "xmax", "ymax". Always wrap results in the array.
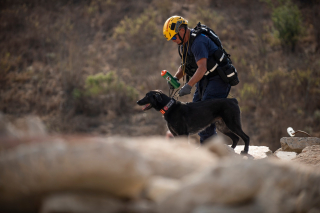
[
  {"xmin": 145, "ymin": 176, "xmax": 181, "ymax": 203},
  {"xmin": 293, "ymin": 145, "xmax": 320, "ymax": 167},
  {"xmin": 280, "ymin": 137, "xmax": 320, "ymax": 153},
  {"xmin": 0, "ymin": 136, "xmax": 151, "ymax": 212},
  {"xmin": 204, "ymin": 136, "xmax": 236, "ymax": 158},
  {"xmin": 274, "ymin": 148, "xmax": 297, "ymax": 161},
  {"xmin": 2, "ymin": 135, "xmax": 320, "ymax": 213},
  {"xmin": 125, "ymin": 137, "xmax": 217, "ymax": 179},
  {"xmin": 159, "ymin": 158, "xmax": 320, "ymax": 213},
  {"xmin": 233, "ymin": 145, "xmax": 272, "ymax": 159},
  {"xmin": 0, "ymin": 136, "xmax": 217, "ymax": 212},
  {"xmin": 40, "ymin": 193, "xmax": 155, "ymax": 213},
  {"xmin": 204, "ymin": 136, "xmax": 272, "ymax": 160}
]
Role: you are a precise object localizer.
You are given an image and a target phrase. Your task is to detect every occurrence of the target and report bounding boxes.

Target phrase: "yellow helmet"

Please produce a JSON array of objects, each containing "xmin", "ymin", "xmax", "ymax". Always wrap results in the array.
[{"xmin": 163, "ymin": 16, "xmax": 188, "ymax": 41}]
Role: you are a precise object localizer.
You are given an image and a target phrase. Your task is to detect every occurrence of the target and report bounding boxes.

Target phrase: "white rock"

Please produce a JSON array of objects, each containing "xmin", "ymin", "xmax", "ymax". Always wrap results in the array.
[
  {"xmin": 274, "ymin": 149, "xmax": 297, "ymax": 161},
  {"xmin": 233, "ymin": 145, "xmax": 272, "ymax": 159}
]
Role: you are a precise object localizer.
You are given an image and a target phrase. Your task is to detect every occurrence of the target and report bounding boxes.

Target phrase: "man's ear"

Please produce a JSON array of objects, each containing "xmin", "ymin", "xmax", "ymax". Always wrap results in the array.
[{"xmin": 154, "ymin": 93, "xmax": 162, "ymax": 102}]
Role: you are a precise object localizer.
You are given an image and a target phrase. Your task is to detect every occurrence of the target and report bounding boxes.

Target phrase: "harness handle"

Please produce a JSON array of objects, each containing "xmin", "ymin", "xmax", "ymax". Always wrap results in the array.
[{"xmin": 169, "ymin": 88, "xmax": 179, "ymax": 100}]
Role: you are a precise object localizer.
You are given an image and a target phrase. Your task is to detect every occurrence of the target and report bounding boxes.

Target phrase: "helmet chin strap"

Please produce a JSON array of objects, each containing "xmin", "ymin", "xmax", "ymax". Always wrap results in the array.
[{"xmin": 178, "ymin": 26, "xmax": 187, "ymax": 45}]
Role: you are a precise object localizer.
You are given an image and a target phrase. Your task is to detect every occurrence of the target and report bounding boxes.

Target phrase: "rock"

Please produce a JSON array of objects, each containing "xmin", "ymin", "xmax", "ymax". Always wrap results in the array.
[
  {"xmin": 233, "ymin": 145, "xmax": 272, "ymax": 159},
  {"xmin": 40, "ymin": 193, "xmax": 155, "ymax": 213},
  {"xmin": 125, "ymin": 137, "xmax": 217, "ymax": 179},
  {"xmin": 192, "ymin": 203, "xmax": 262, "ymax": 213},
  {"xmin": 274, "ymin": 148, "xmax": 297, "ymax": 161},
  {"xmin": 40, "ymin": 193, "xmax": 126, "ymax": 213},
  {"xmin": 204, "ymin": 136, "xmax": 236, "ymax": 158},
  {"xmin": 145, "ymin": 176, "xmax": 181, "ymax": 203},
  {"xmin": 0, "ymin": 136, "xmax": 151, "ymax": 212},
  {"xmin": 204, "ymin": 136, "xmax": 272, "ymax": 160},
  {"xmin": 159, "ymin": 158, "xmax": 320, "ymax": 213},
  {"xmin": 293, "ymin": 145, "xmax": 320, "ymax": 167},
  {"xmin": 0, "ymin": 136, "xmax": 217, "ymax": 212},
  {"xmin": 280, "ymin": 137, "xmax": 320, "ymax": 153}
]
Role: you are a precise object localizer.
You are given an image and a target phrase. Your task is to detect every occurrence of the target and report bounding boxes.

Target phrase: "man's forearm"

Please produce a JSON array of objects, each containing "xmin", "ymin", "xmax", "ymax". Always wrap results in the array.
[
  {"xmin": 187, "ymin": 66, "xmax": 207, "ymax": 87},
  {"xmin": 174, "ymin": 66, "xmax": 185, "ymax": 80}
]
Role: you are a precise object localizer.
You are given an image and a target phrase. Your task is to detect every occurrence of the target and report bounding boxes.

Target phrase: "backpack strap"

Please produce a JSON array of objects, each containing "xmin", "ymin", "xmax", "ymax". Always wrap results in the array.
[{"xmin": 190, "ymin": 22, "xmax": 232, "ymax": 63}]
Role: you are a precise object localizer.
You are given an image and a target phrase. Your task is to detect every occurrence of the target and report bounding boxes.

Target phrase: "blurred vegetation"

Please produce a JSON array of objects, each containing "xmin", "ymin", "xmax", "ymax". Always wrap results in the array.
[
  {"xmin": 71, "ymin": 72, "xmax": 138, "ymax": 116},
  {"xmin": 263, "ymin": 0, "xmax": 304, "ymax": 52},
  {"xmin": 0, "ymin": 0, "xmax": 319, "ymax": 150}
]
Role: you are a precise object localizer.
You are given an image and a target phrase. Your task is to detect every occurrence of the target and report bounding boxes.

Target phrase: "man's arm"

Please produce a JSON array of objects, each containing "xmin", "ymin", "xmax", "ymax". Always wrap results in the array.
[
  {"xmin": 178, "ymin": 58, "xmax": 207, "ymax": 97},
  {"xmin": 186, "ymin": 58, "xmax": 207, "ymax": 87},
  {"xmin": 173, "ymin": 65, "xmax": 185, "ymax": 80}
]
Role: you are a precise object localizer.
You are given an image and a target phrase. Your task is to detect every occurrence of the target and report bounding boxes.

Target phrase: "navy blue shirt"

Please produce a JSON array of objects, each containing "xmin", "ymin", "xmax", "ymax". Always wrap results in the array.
[{"xmin": 181, "ymin": 31, "xmax": 219, "ymax": 62}]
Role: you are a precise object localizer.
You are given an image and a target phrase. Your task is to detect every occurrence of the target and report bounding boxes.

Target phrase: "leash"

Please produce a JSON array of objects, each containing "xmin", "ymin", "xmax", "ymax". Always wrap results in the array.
[{"xmin": 169, "ymin": 88, "xmax": 180, "ymax": 100}]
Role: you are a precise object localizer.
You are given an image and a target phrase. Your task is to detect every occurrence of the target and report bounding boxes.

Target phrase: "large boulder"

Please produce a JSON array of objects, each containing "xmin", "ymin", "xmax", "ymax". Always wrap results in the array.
[
  {"xmin": 40, "ymin": 193, "xmax": 155, "ymax": 213},
  {"xmin": 0, "ymin": 136, "xmax": 217, "ymax": 212},
  {"xmin": 0, "ymin": 136, "xmax": 150, "ymax": 212},
  {"xmin": 280, "ymin": 137, "xmax": 320, "ymax": 153},
  {"xmin": 125, "ymin": 137, "xmax": 217, "ymax": 179},
  {"xmin": 159, "ymin": 158, "xmax": 320, "ymax": 213}
]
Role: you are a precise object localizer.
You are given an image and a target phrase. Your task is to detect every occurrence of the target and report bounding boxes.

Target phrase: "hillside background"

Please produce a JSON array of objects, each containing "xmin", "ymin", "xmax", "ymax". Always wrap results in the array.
[{"xmin": 1, "ymin": 0, "xmax": 320, "ymax": 151}]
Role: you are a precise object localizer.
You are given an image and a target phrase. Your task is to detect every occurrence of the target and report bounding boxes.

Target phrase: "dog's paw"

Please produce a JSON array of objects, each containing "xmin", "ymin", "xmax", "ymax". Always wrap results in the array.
[{"xmin": 240, "ymin": 150, "xmax": 248, "ymax": 155}]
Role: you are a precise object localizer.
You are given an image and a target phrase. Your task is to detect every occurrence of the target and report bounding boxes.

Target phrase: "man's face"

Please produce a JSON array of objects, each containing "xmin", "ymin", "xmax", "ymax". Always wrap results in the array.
[{"xmin": 171, "ymin": 28, "xmax": 183, "ymax": 45}]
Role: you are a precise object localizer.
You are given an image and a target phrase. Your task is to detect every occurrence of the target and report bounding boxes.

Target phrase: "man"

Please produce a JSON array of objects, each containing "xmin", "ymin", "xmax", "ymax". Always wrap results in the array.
[{"xmin": 163, "ymin": 15, "xmax": 236, "ymax": 144}]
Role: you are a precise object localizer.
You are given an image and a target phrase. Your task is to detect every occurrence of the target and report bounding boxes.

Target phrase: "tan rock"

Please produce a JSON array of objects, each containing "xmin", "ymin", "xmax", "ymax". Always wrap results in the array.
[
  {"xmin": 40, "ymin": 193, "xmax": 155, "ymax": 213},
  {"xmin": 145, "ymin": 176, "xmax": 181, "ymax": 203},
  {"xmin": 159, "ymin": 159, "xmax": 320, "ymax": 213},
  {"xmin": 0, "ymin": 136, "xmax": 151, "ymax": 212},
  {"xmin": 0, "ymin": 136, "xmax": 217, "ymax": 212},
  {"xmin": 280, "ymin": 137, "xmax": 320, "ymax": 153},
  {"xmin": 204, "ymin": 136, "xmax": 236, "ymax": 158},
  {"xmin": 293, "ymin": 145, "xmax": 320, "ymax": 167},
  {"xmin": 40, "ymin": 193, "xmax": 125, "ymax": 213}
]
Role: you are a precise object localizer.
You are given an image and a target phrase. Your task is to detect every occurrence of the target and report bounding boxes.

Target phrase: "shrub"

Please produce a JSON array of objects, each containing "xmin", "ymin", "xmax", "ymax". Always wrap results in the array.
[
  {"xmin": 265, "ymin": 0, "xmax": 303, "ymax": 52},
  {"xmin": 73, "ymin": 72, "xmax": 139, "ymax": 116}
]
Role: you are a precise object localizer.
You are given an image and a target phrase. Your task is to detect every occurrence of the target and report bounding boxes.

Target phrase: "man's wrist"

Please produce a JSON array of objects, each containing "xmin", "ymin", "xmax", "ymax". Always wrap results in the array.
[
  {"xmin": 185, "ymin": 84, "xmax": 192, "ymax": 89},
  {"xmin": 187, "ymin": 82, "xmax": 194, "ymax": 87}
]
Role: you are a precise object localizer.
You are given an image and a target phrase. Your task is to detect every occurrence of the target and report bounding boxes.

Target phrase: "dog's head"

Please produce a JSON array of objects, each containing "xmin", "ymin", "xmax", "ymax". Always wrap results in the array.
[{"xmin": 137, "ymin": 90, "xmax": 168, "ymax": 111}]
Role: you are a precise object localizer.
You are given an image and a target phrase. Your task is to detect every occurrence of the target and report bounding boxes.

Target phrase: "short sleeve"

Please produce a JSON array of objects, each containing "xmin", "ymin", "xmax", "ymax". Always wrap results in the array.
[{"xmin": 190, "ymin": 34, "xmax": 219, "ymax": 62}]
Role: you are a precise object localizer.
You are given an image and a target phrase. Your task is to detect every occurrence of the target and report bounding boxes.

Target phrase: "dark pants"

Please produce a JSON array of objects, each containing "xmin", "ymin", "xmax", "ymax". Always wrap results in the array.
[{"xmin": 193, "ymin": 75, "xmax": 231, "ymax": 144}]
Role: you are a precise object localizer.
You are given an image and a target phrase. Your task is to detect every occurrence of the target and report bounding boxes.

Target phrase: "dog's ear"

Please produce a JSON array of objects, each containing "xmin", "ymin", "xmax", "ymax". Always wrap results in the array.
[{"xmin": 154, "ymin": 93, "xmax": 162, "ymax": 102}]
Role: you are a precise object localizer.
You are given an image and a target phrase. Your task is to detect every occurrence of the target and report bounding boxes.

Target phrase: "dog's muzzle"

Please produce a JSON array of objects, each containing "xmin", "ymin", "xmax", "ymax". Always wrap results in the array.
[{"xmin": 142, "ymin": 103, "xmax": 152, "ymax": 111}]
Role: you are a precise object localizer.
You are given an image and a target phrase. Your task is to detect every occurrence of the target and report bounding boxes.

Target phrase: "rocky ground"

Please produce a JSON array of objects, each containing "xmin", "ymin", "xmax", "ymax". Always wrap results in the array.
[{"xmin": 1, "ymin": 116, "xmax": 320, "ymax": 213}]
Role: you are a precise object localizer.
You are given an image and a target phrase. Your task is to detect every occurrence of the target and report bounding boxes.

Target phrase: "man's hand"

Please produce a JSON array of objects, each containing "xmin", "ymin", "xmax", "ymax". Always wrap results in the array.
[
  {"xmin": 178, "ymin": 84, "xmax": 192, "ymax": 96},
  {"xmin": 168, "ymin": 77, "xmax": 179, "ymax": 89}
]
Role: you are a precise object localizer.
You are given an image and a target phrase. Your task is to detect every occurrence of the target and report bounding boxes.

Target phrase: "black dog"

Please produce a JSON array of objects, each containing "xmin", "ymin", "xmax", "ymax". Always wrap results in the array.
[{"xmin": 137, "ymin": 90, "xmax": 249, "ymax": 154}]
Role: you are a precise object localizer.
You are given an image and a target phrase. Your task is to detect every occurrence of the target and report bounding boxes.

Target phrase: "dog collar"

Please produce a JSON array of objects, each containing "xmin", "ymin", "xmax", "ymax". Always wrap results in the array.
[{"xmin": 160, "ymin": 99, "xmax": 175, "ymax": 115}]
